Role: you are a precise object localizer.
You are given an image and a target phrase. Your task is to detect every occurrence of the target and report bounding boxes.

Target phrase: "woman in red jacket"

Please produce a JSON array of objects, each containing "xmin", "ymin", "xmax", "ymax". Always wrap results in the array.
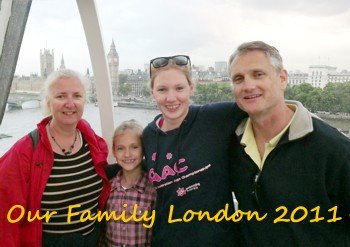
[{"xmin": 0, "ymin": 69, "xmax": 111, "ymax": 247}]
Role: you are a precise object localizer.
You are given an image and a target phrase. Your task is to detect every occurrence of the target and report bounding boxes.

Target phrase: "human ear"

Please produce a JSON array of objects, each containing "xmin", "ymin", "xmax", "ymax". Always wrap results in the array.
[{"xmin": 279, "ymin": 69, "xmax": 288, "ymax": 90}]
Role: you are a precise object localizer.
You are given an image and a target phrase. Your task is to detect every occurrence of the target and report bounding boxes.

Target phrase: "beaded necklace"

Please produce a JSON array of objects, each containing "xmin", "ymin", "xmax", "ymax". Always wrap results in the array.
[{"xmin": 48, "ymin": 122, "xmax": 78, "ymax": 156}]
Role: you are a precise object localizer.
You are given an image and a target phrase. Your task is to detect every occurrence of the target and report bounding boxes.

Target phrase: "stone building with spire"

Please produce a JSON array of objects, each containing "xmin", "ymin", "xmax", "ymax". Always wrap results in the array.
[
  {"xmin": 40, "ymin": 48, "xmax": 54, "ymax": 78},
  {"xmin": 107, "ymin": 40, "xmax": 119, "ymax": 99},
  {"xmin": 60, "ymin": 55, "xmax": 66, "ymax": 70}
]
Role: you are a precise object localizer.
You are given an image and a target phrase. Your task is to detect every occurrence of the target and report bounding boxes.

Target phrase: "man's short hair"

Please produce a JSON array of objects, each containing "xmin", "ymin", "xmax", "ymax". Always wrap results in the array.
[{"xmin": 228, "ymin": 41, "xmax": 284, "ymax": 77}]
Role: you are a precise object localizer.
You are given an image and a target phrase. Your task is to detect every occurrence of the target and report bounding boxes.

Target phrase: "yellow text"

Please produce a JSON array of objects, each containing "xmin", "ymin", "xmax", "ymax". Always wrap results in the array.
[{"xmin": 167, "ymin": 203, "xmax": 267, "ymax": 223}]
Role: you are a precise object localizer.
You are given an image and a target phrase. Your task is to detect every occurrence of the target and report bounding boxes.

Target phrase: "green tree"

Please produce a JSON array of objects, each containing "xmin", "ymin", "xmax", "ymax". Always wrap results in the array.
[
  {"xmin": 192, "ymin": 82, "xmax": 233, "ymax": 104},
  {"xmin": 119, "ymin": 74, "xmax": 128, "ymax": 85},
  {"xmin": 323, "ymin": 83, "xmax": 346, "ymax": 113},
  {"xmin": 292, "ymin": 83, "xmax": 314, "ymax": 96},
  {"xmin": 285, "ymin": 85, "xmax": 295, "ymax": 100},
  {"xmin": 118, "ymin": 83, "xmax": 132, "ymax": 96},
  {"xmin": 286, "ymin": 82, "xmax": 350, "ymax": 113},
  {"xmin": 142, "ymin": 85, "xmax": 151, "ymax": 97},
  {"xmin": 307, "ymin": 88, "xmax": 322, "ymax": 112},
  {"xmin": 336, "ymin": 82, "xmax": 350, "ymax": 113},
  {"xmin": 193, "ymin": 81, "xmax": 350, "ymax": 113}
]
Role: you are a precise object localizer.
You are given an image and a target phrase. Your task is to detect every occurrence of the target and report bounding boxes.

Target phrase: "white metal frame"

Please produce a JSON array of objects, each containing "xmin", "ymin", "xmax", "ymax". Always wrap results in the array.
[{"xmin": 76, "ymin": 0, "xmax": 115, "ymax": 162}]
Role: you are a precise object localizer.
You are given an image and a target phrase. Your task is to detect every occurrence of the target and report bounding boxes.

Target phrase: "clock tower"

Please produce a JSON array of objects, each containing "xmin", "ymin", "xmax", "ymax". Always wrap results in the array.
[{"xmin": 107, "ymin": 39, "xmax": 119, "ymax": 99}]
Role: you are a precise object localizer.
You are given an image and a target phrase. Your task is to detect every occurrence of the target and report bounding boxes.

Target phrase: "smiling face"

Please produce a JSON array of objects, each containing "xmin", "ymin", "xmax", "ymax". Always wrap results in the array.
[
  {"xmin": 230, "ymin": 50, "xmax": 288, "ymax": 118},
  {"xmin": 47, "ymin": 77, "xmax": 86, "ymax": 127},
  {"xmin": 151, "ymin": 68, "xmax": 194, "ymax": 130},
  {"xmin": 113, "ymin": 129, "xmax": 143, "ymax": 173}
]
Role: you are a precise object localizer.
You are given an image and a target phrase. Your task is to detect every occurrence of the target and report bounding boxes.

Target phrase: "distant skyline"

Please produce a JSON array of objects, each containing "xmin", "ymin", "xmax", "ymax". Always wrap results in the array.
[{"xmin": 15, "ymin": 0, "xmax": 350, "ymax": 75}]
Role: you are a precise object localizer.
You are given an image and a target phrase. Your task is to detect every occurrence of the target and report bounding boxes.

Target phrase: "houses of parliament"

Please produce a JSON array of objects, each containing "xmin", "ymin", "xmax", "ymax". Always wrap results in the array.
[{"xmin": 10, "ymin": 40, "xmax": 120, "ymax": 100}]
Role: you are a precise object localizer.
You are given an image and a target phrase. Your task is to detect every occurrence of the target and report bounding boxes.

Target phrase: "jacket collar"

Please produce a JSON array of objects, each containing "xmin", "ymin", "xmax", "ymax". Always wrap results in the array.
[
  {"xmin": 111, "ymin": 170, "xmax": 148, "ymax": 194},
  {"xmin": 235, "ymin": 100, "xmax": 315, "ymax": 141},
  {"xmin": 36, "ymin": 116, "xmax": 100, "ymax": 152},
  {"xmin": 148, "ymin": 105, "xmax": 200, "ymax": 135}
]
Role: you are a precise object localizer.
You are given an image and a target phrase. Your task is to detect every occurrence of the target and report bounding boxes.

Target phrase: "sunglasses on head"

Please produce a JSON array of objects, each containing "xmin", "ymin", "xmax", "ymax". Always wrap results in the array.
[{"xmin": 149, "ymin": 55, "xmax": 191, "ymax": 77}]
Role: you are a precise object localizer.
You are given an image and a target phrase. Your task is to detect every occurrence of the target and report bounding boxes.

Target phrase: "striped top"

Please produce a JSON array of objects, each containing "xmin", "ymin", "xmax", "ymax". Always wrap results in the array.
[{"xmin": 41, "ymin": 138, "xmax": 103, "ymax": 235}]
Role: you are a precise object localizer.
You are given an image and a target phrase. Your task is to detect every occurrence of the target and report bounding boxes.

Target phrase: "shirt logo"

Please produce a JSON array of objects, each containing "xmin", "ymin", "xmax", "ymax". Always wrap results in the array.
[
  {"xmin": 148, "ymin": 152, "xmax": 188, "ymax": 183},
  {"xmin": 176, "ymin": 187, "xmax": 187, "ymax": 197}
]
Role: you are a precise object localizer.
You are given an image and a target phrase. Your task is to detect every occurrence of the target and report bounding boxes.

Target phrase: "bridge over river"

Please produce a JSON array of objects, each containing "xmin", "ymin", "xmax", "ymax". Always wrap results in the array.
[{"xmin": 7, "ymin": 91, "xmax": 41, "ymax": 110}]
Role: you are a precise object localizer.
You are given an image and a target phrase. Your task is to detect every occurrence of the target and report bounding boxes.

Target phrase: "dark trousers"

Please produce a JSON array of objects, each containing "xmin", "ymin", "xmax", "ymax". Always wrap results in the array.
[{"xmin": 42, "ymin": 223, "xmax": 100, "ymax": 247}]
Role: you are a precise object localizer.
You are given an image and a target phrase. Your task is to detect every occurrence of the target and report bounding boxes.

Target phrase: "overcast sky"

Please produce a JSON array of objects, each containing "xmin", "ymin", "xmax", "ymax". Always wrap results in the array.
[{"xmin": 15, "ymin": 0, "xmax": 350, "ymax": 75}]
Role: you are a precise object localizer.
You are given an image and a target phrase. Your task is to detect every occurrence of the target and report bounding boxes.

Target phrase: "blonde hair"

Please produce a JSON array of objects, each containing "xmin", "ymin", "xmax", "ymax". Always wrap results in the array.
[
  {"xmin": 150, "ymin": 62, "xmax": 193, "ymax": 89},
  {"xmin": 112, "ymin": 119, "xmax": 144, "ymax": 149},
  {"xmin": 41, "ymin": 69, "xmax": 87, "ymax": 116}
]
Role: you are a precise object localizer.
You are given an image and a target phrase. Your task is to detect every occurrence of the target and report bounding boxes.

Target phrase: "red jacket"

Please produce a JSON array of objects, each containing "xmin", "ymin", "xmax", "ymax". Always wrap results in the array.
[{"xmin": 0, "ymin": 117, "xmax": 111, "ymax": 247}]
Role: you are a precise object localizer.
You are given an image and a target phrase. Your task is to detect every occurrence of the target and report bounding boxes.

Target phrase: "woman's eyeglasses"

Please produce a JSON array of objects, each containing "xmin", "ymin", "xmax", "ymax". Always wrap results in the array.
[{"xmin": 149, "ymin": 55, "xmax": 191, "ymax": 77}]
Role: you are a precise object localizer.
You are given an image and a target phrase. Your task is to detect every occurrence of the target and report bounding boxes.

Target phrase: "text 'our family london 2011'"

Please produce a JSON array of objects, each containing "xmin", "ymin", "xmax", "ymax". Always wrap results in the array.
[{"xmin": 5, "ymin": 203, "xmax": 343, "ymax": 228}]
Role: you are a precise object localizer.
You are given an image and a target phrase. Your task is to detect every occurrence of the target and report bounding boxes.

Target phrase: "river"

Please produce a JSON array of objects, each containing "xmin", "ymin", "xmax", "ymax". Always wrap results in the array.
[
  {"xmin": 0, "ymin": 104, "xmax": 160, "ymax": 156},
  {"xmin": 1, "ymin": 104, "xmax": 349, "ymax": 156},
  {"xmin": 317, "ymin": 115, "xmax": 350, "ymax": 135}
]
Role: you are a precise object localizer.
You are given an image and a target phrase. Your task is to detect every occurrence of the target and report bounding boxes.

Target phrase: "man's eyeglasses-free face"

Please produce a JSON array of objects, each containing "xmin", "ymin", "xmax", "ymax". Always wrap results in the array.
[{"xmin": 149, "ymin": 55, "xmax": 191, "ymax": 77}]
